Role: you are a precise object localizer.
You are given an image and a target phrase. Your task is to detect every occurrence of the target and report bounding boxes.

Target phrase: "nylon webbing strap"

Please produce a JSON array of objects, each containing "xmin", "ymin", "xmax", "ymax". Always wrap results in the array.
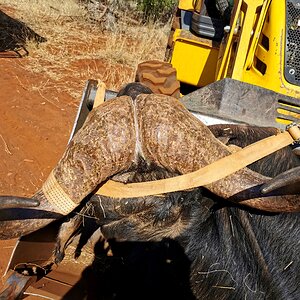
[
  {"xmin": 96, "ymin": 124, "xmax": 300, "ymax": 198},
  {"xmin": 42, "ymin": 171, "xmax": 77, "ymax": 214}
]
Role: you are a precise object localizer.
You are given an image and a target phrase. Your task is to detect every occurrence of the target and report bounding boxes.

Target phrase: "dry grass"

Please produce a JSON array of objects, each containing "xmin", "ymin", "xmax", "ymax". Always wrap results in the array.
[{"xmin": 0, "ymin": 0, "xmax": 170, "ymax": 100}]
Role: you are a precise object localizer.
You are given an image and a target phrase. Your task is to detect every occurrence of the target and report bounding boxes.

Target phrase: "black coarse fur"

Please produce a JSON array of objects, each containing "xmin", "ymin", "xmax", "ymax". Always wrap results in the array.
[
  {"xmin": 0, "ymin": 10, "xmax": 46, "ymax": 56},
  {"xmin": 56, "ymin": 163, "xmax": 300, "ymax": 300},
  {"xmin": 117, "ymin": 82, "xmax": 153, "ymax": 100},
  {"xmin": 185, "ymin": 193, "xmax": 300, "ymax": 300},
  {"xmin": 93, "ymin": 192, "xmax": 299, "ymax": 300}
]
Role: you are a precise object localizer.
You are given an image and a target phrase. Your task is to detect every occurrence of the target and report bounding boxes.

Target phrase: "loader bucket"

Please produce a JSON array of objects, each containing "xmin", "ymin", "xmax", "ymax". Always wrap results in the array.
[{"xmin": 180, "ymin": 78, "xmax": 300, "ymax": 130}]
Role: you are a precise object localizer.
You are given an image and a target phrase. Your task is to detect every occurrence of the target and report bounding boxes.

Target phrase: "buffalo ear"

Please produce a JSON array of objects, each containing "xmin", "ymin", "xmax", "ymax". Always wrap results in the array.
[
  {"xmin": 261, "ymin": 166, "xmax": 300, "ymax": 194},
  {"xmin": 0, "ymin": 196, "xmax": 39, "ymax": 209}
]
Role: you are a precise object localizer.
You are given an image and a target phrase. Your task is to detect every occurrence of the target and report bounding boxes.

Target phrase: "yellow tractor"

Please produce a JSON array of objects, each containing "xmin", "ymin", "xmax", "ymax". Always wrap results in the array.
[{"xmin": 136, "ymin": 0, "xmax": 300, "ymax": 129}]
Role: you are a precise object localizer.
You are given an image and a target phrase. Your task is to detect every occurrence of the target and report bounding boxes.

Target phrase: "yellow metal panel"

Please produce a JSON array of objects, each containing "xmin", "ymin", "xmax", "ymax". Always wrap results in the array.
[
  {"xmin": 216, "ymin": 0, "xmax": 243, "ymax": 80},
  {"xmin": 239, "ymin": 0, "xmax": 300, "ymax": 126},
  {"xmin": 241, "ymin": 0, "xmax": 300, "ymax": 98},
  {"xmin": 171, "ymin": 35, "xmax": 219, "ymax": 86},
  {"xmin": 231, "ymin": 0, "xmax": 265, "ymax": 79},
  {"xmin": 178, "ymin": 0, "xmax": 194, "ymax": 11}
]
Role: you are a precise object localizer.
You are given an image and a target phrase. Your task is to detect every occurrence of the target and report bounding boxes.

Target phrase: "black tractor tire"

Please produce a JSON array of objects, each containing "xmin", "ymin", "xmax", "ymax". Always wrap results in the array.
[{"xmin": 135, "ymin": 60, "xmax": 181, "ymax": 99}]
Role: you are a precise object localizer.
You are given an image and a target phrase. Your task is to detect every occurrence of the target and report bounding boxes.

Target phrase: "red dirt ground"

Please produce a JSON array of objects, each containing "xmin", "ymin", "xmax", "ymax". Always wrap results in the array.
[
  {"xmin": 0, "ymin": 55, "xmax": 79, "ymax": 288},
  {"xmin": 0, "ymin": 6, "xmax": 138, "ymax": 293}
]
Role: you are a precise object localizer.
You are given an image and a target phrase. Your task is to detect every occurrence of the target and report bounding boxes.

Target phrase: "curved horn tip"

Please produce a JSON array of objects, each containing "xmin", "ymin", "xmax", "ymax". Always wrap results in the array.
[
  {"xmin": 0, "ymin": 197, "xmax": 40, "ymax": 209},
  {"xmin": 260, "ymin": 186, "xmax": 272, "ymax": 195}
]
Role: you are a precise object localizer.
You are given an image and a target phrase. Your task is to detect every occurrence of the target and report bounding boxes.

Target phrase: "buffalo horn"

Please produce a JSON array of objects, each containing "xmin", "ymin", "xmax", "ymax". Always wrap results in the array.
[
  {"xmin": 1, "ymin": 93, "xmax": 299, "ymax": 241},
  {"xmin": 0, "ymin": 196, "xmax": 39, "ymax": 209},
  {"xmin": 136, "ymin": 94, "xmax": 300, "ymax": 213},
  {"xmin": 261, "ymin": 166, "xmax": 300, "ymax": 194},
  {"xmin": 0, "ymin": 96, "xmax": 136, "ymax": 239}
]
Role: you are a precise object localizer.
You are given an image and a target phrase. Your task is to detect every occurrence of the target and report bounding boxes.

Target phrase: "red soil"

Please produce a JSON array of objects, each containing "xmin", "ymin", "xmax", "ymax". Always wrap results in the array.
[
  {"xmin": 0, "ymin": 6, "xmax": 136, "ymax": 292},
  {"xmin": 0, "ymin": 55, "xmax": 78, "ymax": 286}
]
